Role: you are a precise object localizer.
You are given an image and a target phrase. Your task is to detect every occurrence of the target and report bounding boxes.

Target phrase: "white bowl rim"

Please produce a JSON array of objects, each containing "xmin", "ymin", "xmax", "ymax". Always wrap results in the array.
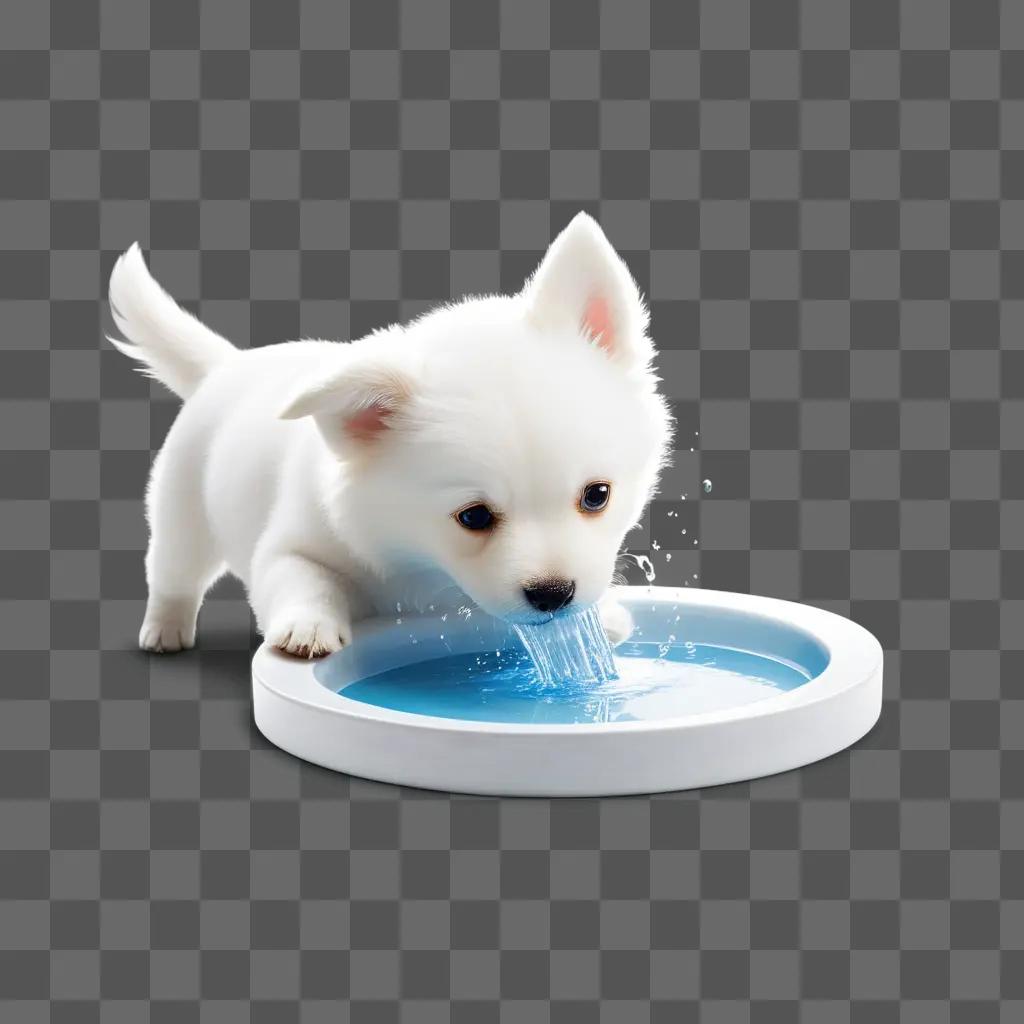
[{"xmin": 252, "ymin": 585, "xmax": 883, "ymax": 736}]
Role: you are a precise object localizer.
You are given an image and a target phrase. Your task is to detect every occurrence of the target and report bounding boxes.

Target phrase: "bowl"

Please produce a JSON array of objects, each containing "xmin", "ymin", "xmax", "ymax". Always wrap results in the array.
[{"xmin": 252, "ymin": 586, "xmax": 883, "ymax": 796}]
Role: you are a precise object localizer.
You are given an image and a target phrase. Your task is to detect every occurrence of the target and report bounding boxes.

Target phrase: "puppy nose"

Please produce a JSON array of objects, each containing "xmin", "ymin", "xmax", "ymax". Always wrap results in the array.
[{"xmin": 523, "ymin": 579, "xmax": 576, "ymax": 614}]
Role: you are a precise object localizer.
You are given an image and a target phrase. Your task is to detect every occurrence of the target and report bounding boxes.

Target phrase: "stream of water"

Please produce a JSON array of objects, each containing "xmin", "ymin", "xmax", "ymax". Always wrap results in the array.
[{"xmin": 511, "ymin": 604, "xmax": 618, "ymax": 685}]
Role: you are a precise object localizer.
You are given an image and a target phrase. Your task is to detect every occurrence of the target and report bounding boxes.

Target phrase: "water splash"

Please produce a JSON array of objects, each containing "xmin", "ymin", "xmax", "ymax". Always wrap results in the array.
[
  {"xmin": 621, "ymin": 552, "xmax": 656, "ymax": 583},
  {"xmin": 512, "ymin": 604, "xmax": 618, "ymax": 686}
]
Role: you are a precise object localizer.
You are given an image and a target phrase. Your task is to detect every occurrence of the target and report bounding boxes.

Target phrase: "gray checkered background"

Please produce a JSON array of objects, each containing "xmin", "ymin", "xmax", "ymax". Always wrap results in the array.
[{"xmin": 1, "ymin": 0, "xmax": 1021, "ymax": 1019}]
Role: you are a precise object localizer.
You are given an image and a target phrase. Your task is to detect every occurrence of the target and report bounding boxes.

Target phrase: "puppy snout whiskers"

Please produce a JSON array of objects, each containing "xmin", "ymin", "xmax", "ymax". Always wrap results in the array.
[{"xmin": 523, "ymin": 579, "xmax": 576, "ymax": 614}]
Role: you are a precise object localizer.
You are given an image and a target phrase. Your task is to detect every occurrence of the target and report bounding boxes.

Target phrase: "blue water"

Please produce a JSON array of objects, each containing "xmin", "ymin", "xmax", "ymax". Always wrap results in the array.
[{"xmin": 338, "ymin": 640, "xmax": 817, "ymax": 725}]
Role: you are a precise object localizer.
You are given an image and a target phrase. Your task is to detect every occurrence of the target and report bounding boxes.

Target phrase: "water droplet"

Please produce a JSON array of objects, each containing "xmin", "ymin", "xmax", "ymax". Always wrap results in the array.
[
  {"xmin": 665, "ymin": 553, "xmax": 672, "ymax": 561},
  {"xmin": 702, "ymin": 479, "xmax": 712, "ymax": 493},
  {"xmin": 681, "ymin": 528, "xmax": 687, "ymax": 535}
]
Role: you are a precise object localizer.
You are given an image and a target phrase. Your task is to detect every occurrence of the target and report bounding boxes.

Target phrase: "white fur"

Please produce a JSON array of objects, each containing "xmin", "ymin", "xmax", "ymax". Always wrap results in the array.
[{"xmin": 109, "ymin": 214, "xmax": 673, "ymax": 657}]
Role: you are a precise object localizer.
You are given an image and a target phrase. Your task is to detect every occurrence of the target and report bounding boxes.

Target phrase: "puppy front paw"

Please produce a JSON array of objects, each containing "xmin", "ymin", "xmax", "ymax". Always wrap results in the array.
[
  {"xmin": 267, "ymin": 608, "xmax": 352, "ymax": 659},
  {"xmin": 598, "ymin": 599, "xmax": 634, "ymax": 646}
]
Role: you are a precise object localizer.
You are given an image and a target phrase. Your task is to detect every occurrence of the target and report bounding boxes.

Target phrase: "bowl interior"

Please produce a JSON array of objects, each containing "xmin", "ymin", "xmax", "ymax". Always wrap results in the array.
[{"xmin": 311, "ymin": 594, "xmax": 832, "ymax": 726}]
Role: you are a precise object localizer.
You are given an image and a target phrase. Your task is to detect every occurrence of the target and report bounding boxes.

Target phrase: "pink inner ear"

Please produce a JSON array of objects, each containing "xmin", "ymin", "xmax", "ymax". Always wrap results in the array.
[
  {"xmin": 345, "ymin": 401, "xmax": 391, "ymax": 442},
  {"xmin": 582, "ymin": 295, "xmax": 615, "ymax": 352}
]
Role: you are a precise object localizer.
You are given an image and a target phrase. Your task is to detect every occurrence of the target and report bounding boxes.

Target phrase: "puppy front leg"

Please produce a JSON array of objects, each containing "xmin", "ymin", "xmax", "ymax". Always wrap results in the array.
[
  {"xmin": 251, "ymin": 551, "xmax": 353, "ymax": 659},
  {"xmin": 598, "ymin": 594, "xmax": 634, "ymax": 646}
]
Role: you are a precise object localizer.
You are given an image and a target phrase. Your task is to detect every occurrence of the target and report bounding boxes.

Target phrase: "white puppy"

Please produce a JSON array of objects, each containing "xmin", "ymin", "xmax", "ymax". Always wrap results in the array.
[{"xmin": 108, "ymin": 213, "xmax": 672, "ymax": 657}]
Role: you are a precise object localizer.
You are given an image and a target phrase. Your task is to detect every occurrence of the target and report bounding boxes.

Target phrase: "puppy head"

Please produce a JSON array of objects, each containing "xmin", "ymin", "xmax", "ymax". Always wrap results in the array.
[{"xmin": 281, "ymin": 213, "xmax": 673, "ymax": 622}]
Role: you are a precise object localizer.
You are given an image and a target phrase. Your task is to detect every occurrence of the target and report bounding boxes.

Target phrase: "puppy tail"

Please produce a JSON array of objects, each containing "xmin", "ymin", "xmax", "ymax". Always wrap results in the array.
[{"xmin": 107, "ymin": 244, "xmax": 237, "ymax": 399}]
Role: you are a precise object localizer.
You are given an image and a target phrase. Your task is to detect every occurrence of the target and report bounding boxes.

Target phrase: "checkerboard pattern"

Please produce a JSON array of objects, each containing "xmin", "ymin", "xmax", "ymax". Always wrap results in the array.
[{"xmin": 1, "ymin": 0, "xmax": 1020, "ymax": 1018}]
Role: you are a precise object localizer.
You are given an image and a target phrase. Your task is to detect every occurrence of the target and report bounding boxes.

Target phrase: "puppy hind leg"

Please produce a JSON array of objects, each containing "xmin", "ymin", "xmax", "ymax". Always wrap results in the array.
[
  {"xmin": 140, "ymin": 466, "xmax": 222, "ymax": 653},
  {"xmin": 250, "ymin": 552, "xmax": 353, "ymax": 659}
]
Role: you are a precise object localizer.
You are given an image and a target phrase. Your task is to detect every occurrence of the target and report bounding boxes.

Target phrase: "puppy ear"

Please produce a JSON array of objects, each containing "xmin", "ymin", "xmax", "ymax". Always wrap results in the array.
[
  {"xmin": 523, "ymin": 212, "xmax": 652, "ymax": 367},
  {"xmin": 278, "ymin": 343, "xmax": 414, "ymax": 454}
]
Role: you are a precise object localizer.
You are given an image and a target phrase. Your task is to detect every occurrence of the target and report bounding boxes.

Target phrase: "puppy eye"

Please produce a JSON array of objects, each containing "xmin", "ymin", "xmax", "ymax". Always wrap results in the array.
[
  {"xmin": 455, "ymin": 503, "xmax": 495, "ymax": 531},
  {"xmin": 580, "ymin": 481, "xmax": 611, "ymax": 513}
]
